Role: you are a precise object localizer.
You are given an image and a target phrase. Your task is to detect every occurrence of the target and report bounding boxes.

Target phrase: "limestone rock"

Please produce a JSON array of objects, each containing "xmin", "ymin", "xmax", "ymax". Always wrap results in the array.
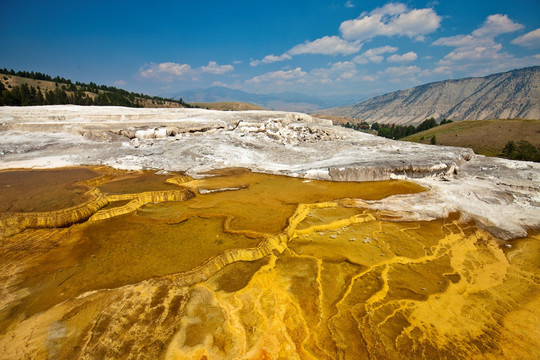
[{"xmin": 0, "ymin": 105, "xmax": 538, "ymax": 239}]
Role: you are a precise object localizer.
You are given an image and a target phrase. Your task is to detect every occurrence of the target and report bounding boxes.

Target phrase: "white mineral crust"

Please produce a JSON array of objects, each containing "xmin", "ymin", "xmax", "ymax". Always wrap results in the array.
[{"xmin": 1, "ymin": 105, "xmax": 539, "ymax": 239}]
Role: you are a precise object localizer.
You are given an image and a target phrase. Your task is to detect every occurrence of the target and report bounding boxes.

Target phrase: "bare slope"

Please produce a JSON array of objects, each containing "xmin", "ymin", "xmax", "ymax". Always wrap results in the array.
[{"xmin": 320, "ymin": 66, "xmax": 540, "ymax": 125}]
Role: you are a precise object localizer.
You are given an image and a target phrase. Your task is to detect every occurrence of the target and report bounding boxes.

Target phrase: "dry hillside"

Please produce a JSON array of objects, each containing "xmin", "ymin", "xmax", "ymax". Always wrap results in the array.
[
  {"xmin": 190, "ymin": 102, "xmax": 265, "ymax": 111},
  {"xmin": 0, "ymin": 74, "xmax": 186, "ymax": 108},
  {"xmin": 403, "ymin": 119, "xmax": 540, "ymax": 156}
]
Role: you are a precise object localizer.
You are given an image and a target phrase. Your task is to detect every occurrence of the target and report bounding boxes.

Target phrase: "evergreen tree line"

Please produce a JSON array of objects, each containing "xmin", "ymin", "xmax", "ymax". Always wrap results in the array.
[
  {"xmin": 501, "ymin": 140, "xmax": 540, "ymax": 162},
  {"xmin": 0, "ymin": 68, "xmax": 195, "ymax": 108},
  {"xmin": 342, "ymin": 117, "xmax": 452, "ymax": 140},
  {"xmin": 0, "ymin": 68, "xmax": 72, "ymax": 84}
]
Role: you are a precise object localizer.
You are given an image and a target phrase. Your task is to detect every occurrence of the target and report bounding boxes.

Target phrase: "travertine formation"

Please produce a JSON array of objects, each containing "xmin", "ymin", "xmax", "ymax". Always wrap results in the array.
[
  {"xmin": 1, "ymin": 105, "xmax": 538, "ymax": 239},
  {"xmin": 0, "ymin": 106, "xmax": 539, "ymax": 359},
  {"xmin": 0, "ymin": 168, "xmax": 538, "ymax": 359}
]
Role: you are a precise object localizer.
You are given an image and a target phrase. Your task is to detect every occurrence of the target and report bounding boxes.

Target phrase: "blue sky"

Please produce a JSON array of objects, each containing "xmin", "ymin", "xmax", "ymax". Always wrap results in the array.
[{"xmin": 1, "ymin": 0, "xmax": 539, "ymax": 98}]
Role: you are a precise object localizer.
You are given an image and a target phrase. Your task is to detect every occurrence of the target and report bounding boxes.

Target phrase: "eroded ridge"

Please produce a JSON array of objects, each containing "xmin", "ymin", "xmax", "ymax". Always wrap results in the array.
[{"xmin": 0, "ymin": 167, "xmax": 538, "ymax": 359}]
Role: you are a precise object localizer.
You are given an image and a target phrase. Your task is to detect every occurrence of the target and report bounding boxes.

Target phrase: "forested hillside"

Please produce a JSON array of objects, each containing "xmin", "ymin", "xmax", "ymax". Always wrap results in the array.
[{"xmin": 0, "ymin": 68, "xmax": 194, "ymax": 108}]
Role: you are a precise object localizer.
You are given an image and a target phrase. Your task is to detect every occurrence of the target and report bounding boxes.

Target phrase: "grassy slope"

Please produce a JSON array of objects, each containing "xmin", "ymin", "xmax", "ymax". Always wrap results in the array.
[
  {"xmin": 190, "ymin": 102, "xmax": 265, "ymax": 111},
  {"xmin": 0, "ymin": 74, "xmax": 184, "ymax": 108},
  {"xmin": 402, "ymin": 119, "xmax": 540, "ymax": 156}
]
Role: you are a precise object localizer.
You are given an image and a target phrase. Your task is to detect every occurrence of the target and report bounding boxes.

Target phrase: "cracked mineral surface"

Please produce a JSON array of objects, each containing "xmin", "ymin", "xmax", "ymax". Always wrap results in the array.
[{"xmin": 0, "ymin": 106, "xmax": 539, "ymax": 359}]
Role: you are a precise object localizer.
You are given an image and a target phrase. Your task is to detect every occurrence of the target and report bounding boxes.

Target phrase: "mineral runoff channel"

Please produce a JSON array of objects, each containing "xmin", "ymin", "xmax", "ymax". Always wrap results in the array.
[{"xmin": 0, "ymin": 166, "xmax": 538, "ymax": 359}]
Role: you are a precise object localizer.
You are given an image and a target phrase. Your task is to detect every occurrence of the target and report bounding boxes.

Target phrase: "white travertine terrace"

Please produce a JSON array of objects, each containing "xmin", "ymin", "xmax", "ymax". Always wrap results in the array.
[{"xmin": 1, "ymin": 105, "xmax": 539, "ymax": 239}]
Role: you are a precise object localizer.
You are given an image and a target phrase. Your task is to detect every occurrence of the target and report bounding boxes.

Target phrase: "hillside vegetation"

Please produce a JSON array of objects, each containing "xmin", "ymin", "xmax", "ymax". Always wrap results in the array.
[
  {"xmin": 402, "ymin": 119, "xmax": 540, "ymax": 158},
  {"xmin": 0, "ymin": 69, "xmax": 194, "ymax": 108},
  {"xmin": 190, "ymin": 102, "xmax": 265, "ymax": 111}
]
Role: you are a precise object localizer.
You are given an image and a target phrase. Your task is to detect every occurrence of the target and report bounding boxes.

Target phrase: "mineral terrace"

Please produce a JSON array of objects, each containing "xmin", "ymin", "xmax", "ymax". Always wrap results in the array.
[{"xmin": 0, "ymin": 105, "xmax": 539, "ymax": 359}]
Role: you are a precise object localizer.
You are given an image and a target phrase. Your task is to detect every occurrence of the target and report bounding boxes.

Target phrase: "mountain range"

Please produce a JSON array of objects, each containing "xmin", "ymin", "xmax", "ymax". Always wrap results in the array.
[
  {"xmin": 319, "ymin": 66, "xmax": 540, "ymax": 126},
  {"xmin": 167, "ymin": 87, "xmax": 362, "ymax": 113}
]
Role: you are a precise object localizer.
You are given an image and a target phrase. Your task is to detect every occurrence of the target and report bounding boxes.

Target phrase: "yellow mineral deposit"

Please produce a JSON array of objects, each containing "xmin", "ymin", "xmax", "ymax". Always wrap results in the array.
[{"xmin": 0, "ymin": 167, "xmax": 538, "ymax": 359}]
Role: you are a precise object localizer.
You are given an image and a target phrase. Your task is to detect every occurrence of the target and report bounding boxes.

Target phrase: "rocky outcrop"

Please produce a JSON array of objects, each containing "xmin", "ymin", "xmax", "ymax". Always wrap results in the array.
[{"xmin": 321, "ymin": 66, "xmax": 540, "ymax": 125}]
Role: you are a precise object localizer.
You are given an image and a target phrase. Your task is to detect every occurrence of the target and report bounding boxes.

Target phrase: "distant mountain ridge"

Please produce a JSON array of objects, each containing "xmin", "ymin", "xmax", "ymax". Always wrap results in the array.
[
  {"xmin": 167, "ymin": 86, "xmax": 362, "ymax": 112},
  {"xmin": 320, "ymin": 66, "xmax": 540, "ymax": 125}
]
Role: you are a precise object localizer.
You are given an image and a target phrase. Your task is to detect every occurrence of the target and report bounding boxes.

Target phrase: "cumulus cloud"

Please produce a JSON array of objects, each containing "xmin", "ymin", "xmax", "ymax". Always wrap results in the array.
[
  {"xmin": 512, "ymin": 28, "xmax": 540, "ymax": 48},
  {"xmin": 419, "ymin": 65, "xmax": 453, "ymax": 78},
  {"xmin": 245, "ymin": 67, "xmax": 307, "ymax": 84},
  {"xmin": 444, "ymin": 43, "xmax": 505, "ymax": 62},
  {"xmin": 249, "ymin": 3, "xmax": 437, "ymax": 67},
  {"xmin": 472, "ymin": 14, "xmax": 523, "ymax": 38},
  {"xmin": 139, "ymin": 62, "xmax": 192, "ymax": 81},
  {"xmin": 353, "ymin": 46, "xmax": 398, "ymax": 64},
  {"xmin": 434, "ymin": 34, "xmax": 483, "ymax": 48},
  {"xmin": 385, "ymin": 65, "xmax": 421, "ymax": 76},
  {"xmin": 212, "ymin": 81, "xmax": 228, "ymax": 87},
  {"xmin": 250, "ymin": 53, "xmax": 292, "ymax": 66},
  {"xmin": 339, "ymin": 3, "xmax": 441, "ymax": 41},
  {"xmin": 201, "ymin": 61, "xmax": 234, "ymax": 74},
  {"xmin": 310, "ymin": 61, "xmax": 358, "ymax": 83},
  {"xmin": 387, "ymin": 51, "xmax": 418, "ymax": 63},
  {"xmin": 434, "ymin": 14, "xmax": 523, "ymax": 65},
  {"xmin": 252, "ymin": 36, "xmax": 361, "ymax": 67},
  {"xmin": 263, "ymin": 54, "xmax": 293, "ymax": 63},
  {"xmin": 362, "ymin": 74, "xmax": 378, "ymax": 81},
  {"xmin": 369, "ymin": 3, "xmax": 407, "ymax": 16},
  {"xmin": 288, "ymin": 36, "xmax": 362, "ymax": 56}
]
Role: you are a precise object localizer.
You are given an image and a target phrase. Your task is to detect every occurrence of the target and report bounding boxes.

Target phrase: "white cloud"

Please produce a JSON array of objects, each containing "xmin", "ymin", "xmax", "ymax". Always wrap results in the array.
[
  {"xmin": 419, "ymin": 65, "xmax": 453, "ymax": 77},
  {"xmin": 434, "ymin": 34, "xmax": 484, "ymax": 47},
  {"xmin": 472, "ymin": 14, "xmax": 523, "ymax": 38},
  {"xmin": 201, "ymin": 61, "xmax": 234, "ymax": 74},
  {"xmin": 310, "ymin": 61, "xmax": 358, "ymax": 83},
  {"xmin": 434, "ymin": 14, "xmax": 523, "ymax": 66},
  {"xmin": 362, "ymin": 75, "xmax": 378, "ymax": 81},
  {"xmin": 345, "ymin": 1, "xmax": 354, "ymax": 8},
  {"xmin": 264, "ymin": 54, "xmax": 293, "ymax": 63},
  {"xmin": 139, "ymin": 62, "xmax": 192, "ymax": 81},
  {"xmin": 444, "ymin": 43, "xmax": 505, "ymax": 62},
  {"xmin": 512, "ymin": 28, "xmax": 540, "ymax": 48},
  {"xmin": 252, "ymin": 36, "xmax": 361, "ymax": 67},
  {"xmin": 352, "ymin": 46, "xmax": 398, "ymax": 64},
  {"xmin": 113, "ymin": 80, "xmax": 126, "ymax": 86},
  {"xmin": 432, "ymin": 66, "xmax": 452, "ymax": 75},
  {"xmin": 212, "ymin": 81, "xmax": 228, "ymax": 87},
  {"xmin": 387, "ymin": 51, "xmax": 418, "ymax": 63},
  {"xmin": 369, "ymin": 3, "xmax": 408, "ymax": 16},
  {"xmin": 250, "ymin": 53, "xmax": 292, "ymax": 66},
  {"xmin": 339, "ymin": 3, "xmax": 441, "ymax": 41},
  {"xmin": 246, "ymin": 67, "xmax": 307, "ymax": 84},
  {"xmin": 385, "ymin": 65, "xmax": 421, "ymax": 77},
  {"xmin": 288, "ymin": 36, "xmax": 362, "ymax": 56}
]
